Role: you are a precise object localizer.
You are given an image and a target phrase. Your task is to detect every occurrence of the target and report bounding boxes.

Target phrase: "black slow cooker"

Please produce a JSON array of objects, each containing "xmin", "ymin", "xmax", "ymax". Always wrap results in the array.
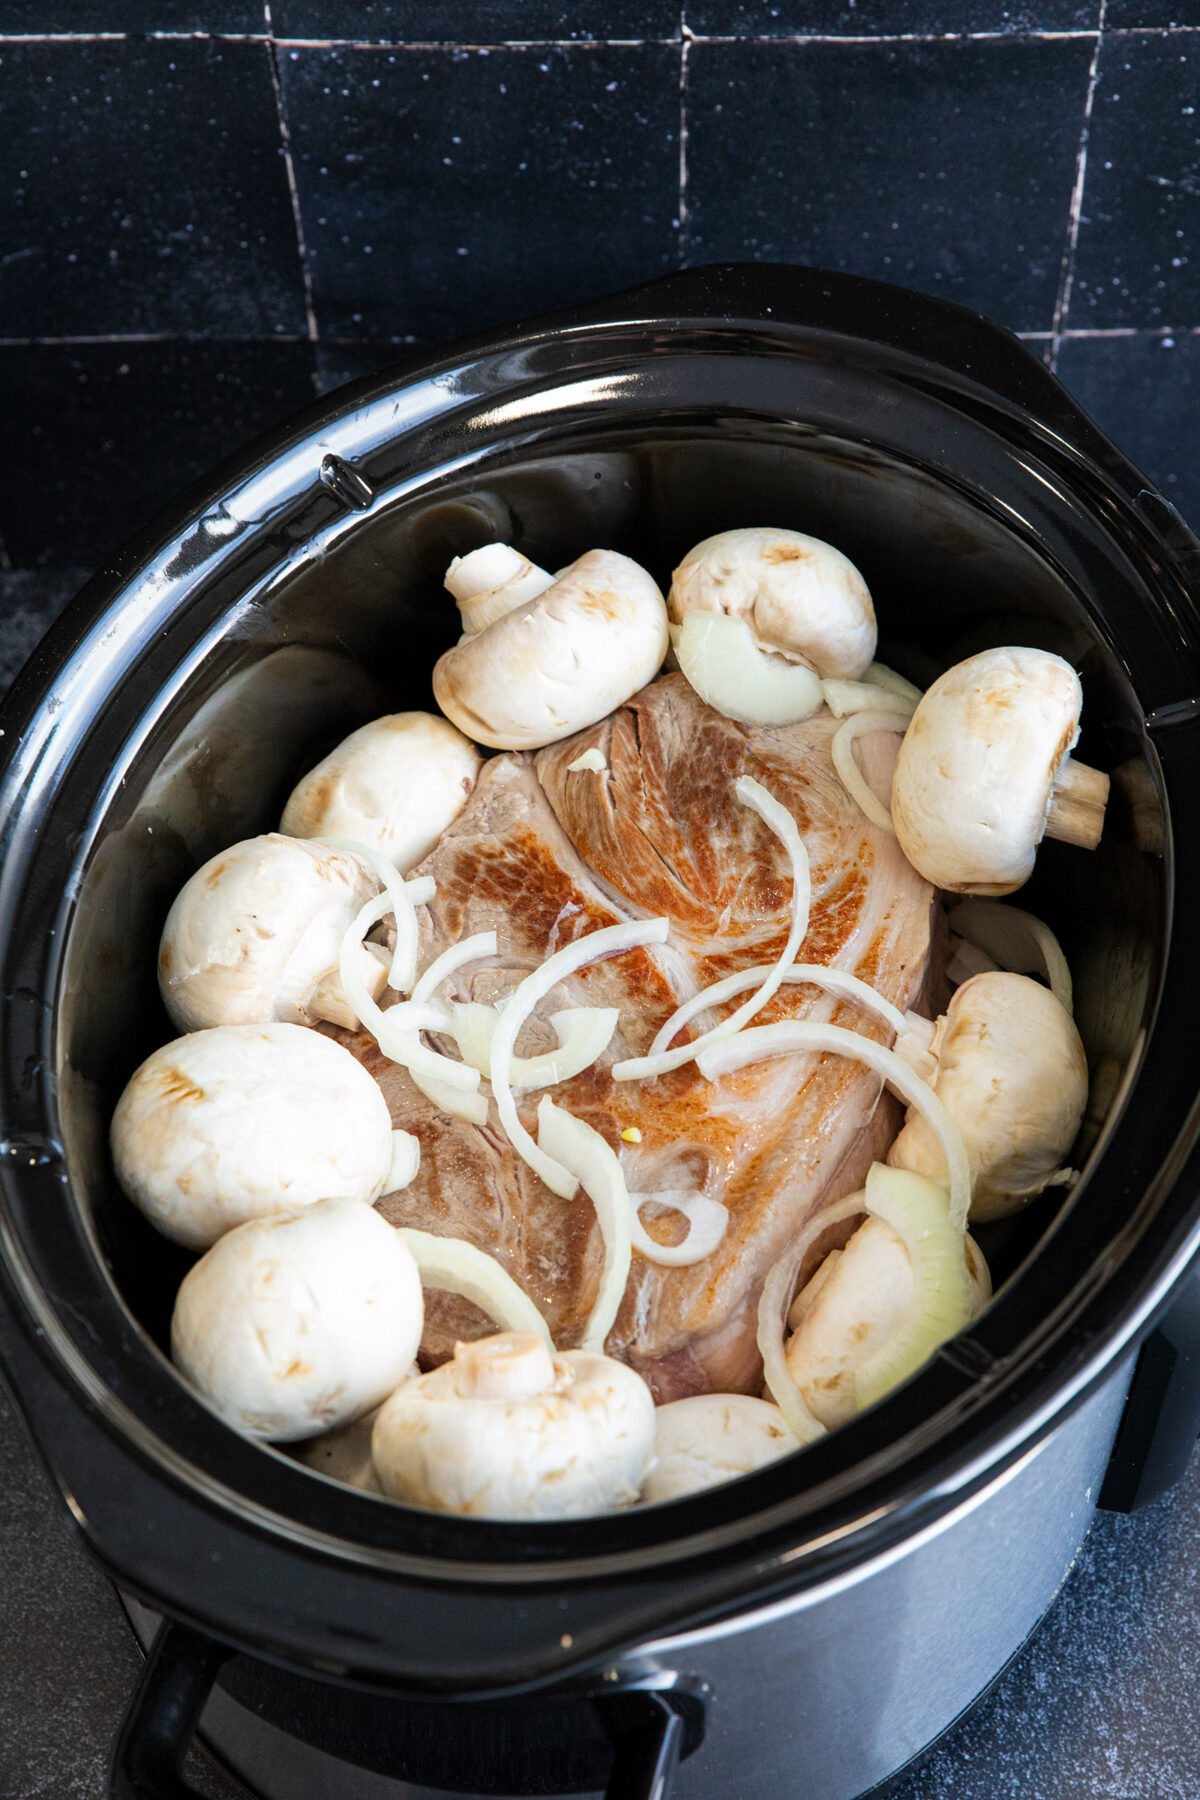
[{"xmin": 4, "ymin": 265, "xmax": 1200, "ymax": 1800}]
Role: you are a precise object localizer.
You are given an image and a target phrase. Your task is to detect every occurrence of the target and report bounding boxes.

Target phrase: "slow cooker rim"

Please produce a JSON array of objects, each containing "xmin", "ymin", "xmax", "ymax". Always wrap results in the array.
[{"xmin": 3, "ymin": 265, "xmax": 1200, "ymax": 1687}]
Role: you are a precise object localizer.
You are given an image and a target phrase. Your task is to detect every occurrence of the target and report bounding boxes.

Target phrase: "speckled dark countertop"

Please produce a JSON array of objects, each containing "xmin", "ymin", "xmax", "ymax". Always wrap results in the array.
[{"xmin": 4, "ymin": 576, "xmax": 1200, "ymax": 1800}]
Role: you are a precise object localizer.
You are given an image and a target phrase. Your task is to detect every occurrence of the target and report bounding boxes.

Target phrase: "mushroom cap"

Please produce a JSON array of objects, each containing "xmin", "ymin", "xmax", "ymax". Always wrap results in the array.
[
  {"xmin": 280, "ymin": 712, "xmax": 481, "ymax": 873},
  {"xmin": 171, "ymin": 1196, "xmax": 423, "ymax": 1441},
  {"xmin": 640, "ymin": 1394, "xmax": 794, "ymax": 1503},
  {"xmin": 371, "ymin": 1333, "xmax": 656, "ymax": 1518},
  {"xmin": 668, "ymin": 527, "xmax": 876, "ymax": 681},
  {"xmin": 111, "ymin": 1023, "xmax": 395, "ymax": 1250},
  {"xmin": 891, "ymin": 647, "xmax": 1082, "ymax": 894},
  {"xmin": 887, "ymin": 970, "xmax": 1089, "ymax": 1219},
  {"xmin": 431, "ymin": 548, "xmax": 669, "ymax": 750},
  {"xmin": 158, "ymin": 834, "xmax": 378, "ymax": 1032},
  {"xmin": 784, "ymin": 1215, "xmax": 991, "ymax": 1428}
]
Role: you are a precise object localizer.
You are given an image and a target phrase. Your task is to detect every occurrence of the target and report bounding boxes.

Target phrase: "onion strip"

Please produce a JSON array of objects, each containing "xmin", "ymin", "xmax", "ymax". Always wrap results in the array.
[
  {"xmin": 412, "ymin": 931, "xmax": 499, "ymax": 1005},
  {"xmin": 318, "ymin": 837, "xmax": 428, "ymax": 994},
  {"xmin": 648, "ymin": 960, "xmax": 906, "ymax": 1059},
  {"xmin": 627, "ymin": 1189, "xmax": 729, "ymax": 1266},
  {"xmin": 536, "ymin": 1099, "xmax": 632, "ymax": 1351},
  {"xmin": 696, "ymin": 1020, "xmax": 972, "ymax": 1232},
  {"xmin": 757, "ymin": 1190, "xmax": 870, "ymax": 1443},
  {"xmin": 386, "ymin": 1130, "xmax": 421, "ymax": 1193},
  {"xmin": 338, "ymin": 895, "xmax": 481, "ymax": 1093},
  {"xmin": 829, "ymin": 711, "xmax": 912, "ymax": 834},
  {"xmin": 853, "ymin": 1163, "xmax": 973, "ymax": 1410},
  {"xmin": 490, "ymin": 918, "xmax": 670, "ymax": 1198},
  {"xmin": 613, "ymin": 777, "xmax": 810, "ymax": 1083},
  {"xmin": 947, "ymin": 898, "xmax": 1073, "ymax": 1015},
  {"xmin": 453, "ymin": 1002, "xmax": 620, "ymax": 1092},
  {"xmin": 821, "ymin": 679, "xmax": 918, "ymax": 720},
  {"xmin": 399, "ymin": 1227, "xmax": 552, "ymax": 1345},
  {"xmin": 862, "ymin": 662, "xmax": 924, "ymax": 708}
]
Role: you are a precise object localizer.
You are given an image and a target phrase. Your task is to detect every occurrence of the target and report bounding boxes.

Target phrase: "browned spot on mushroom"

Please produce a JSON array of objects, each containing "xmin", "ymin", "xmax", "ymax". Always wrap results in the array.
[
  {"xmin": 203, "ymin": 860, "xmax": 229, "ymax": 890},
  {"xmin": 156, "ymin": 1067, "xmax": 206, "ymax": 1104},
  {"xmin": 762, "ymin": 544, "xmax": 811, "ymax": 565}
]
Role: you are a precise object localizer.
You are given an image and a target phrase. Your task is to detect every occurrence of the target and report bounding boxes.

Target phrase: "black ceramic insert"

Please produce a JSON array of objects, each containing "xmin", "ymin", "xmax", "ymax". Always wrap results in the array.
[
  {"xmin": 683, "ymin": 0, "xmax": 1100, "ymax": 33},
  {"xmin": 279, "ymin": 42, "xmax": 681, "ymax": 343},
  {"xmin": 684, "ymin": 37, "xmax": 1093, "ymax": 333},
  {"xmin": 0, "ymin": 38, "xmax": 307, "ymax": 341},
  {"xmin": 1070, "ymin": 33, "xmax": 1200, "ymax": 328},
  {"xmin": 1056, "ymin": 332, "xmax": 1200, "ymax": 526},
  {"xmin": 0, "ymin": 340, "xmax": 317, "ymax": 568}
]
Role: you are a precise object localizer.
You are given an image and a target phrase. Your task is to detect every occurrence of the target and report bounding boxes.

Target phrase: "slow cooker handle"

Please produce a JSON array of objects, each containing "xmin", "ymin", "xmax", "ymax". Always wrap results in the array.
[{"xmin": 108, "ymin": 1618, "xmax": 232, "ymax": 1800}]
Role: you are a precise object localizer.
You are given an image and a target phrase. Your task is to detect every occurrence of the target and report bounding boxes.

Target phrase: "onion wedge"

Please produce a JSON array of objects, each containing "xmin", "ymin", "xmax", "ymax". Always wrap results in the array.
[
  {"xmin": 453, "ymin": 1002, "xmax": 619, "ymax": 1092},
  {"xmin": 614, "ymin": 777, "xmax": 810, "ymax": 1083},
  {"xmin": 536, "ymin": 1099, "xmax": 632, "ymax": 1352},
  {"xmin": 758, "ymin": 1190, "xmax": 870, "ymax": 1444},
  {"xmin": 697, "ymin": 1020, "xmax": 972, "ymax": 1233},
  {"xmin": 627, "ymin": 1189, "xmax": 729, "ymax": 1266},
  {"xmin": 490, "ymin": 918, "xmax": 670, "ymax": 1198},
  {"xmin": 946, "ymin": 898, "xmax": 1073, "ymax": 1015},
  {"xmin": 821, "ymin": 679, "xmax": 918, "ymax": 720},
  {"xmin": 399, "ymin": 1227, "xmax": 552, "ymax": 1346},
  {"xmin": 852, "ymin": 1163, "xmax": 973, "ymax": 1410},
  {"xmin": 386, "ymin": 1130, "xmax": 421, "ymax": 1193},
  {"xmin": 647, "ymin": 960, "xmax": 906, "ymax": 1059},
  {"xmin": 672, "ymin": 613, "xmax": 823, "ymax": 727},
  {"xmin": 830, "ymin": 711, "xmax": 911, "ymax": 834},
  {"xmin": 862, "ymin": 662, "xmax": 923, "ymax": 708}
]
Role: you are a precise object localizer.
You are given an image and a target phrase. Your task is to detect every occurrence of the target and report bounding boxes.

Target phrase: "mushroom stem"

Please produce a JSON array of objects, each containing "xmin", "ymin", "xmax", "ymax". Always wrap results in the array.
[
  {"xmin": 1046, "ymin": 756, "xmax": 1109, "ymax": 852},
  {"xmin": 453, "ymin": 1331, "xmax": 556, "ymax": 1401},
  {"xmin": 444, "ymin": 543, "xmax": 555, "ymax": 636},
  {"xmin": 305, "ymin": 941, "xmax": 389, "ymax": 1031}
]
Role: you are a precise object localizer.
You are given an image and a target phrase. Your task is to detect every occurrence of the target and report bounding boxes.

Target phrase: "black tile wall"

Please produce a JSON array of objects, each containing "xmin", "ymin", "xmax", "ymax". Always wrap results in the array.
[
  {"xmin": 0, "ymin": 1, "xmax": 265, "ymax": 27},
  {"xmin": 1055, "ymin": 332, "xmax": 1200, "ymax": 522},
  {"xmin": 685, "ymin": 1, "xmax": 1099, "ymax": 32},
  {"xmin": 280, "ymin": 43, "xmax": 681, "ymax": 343},
  {"xmin": 685, "ymin": 37, "xmax": 1093, "ymax": 332},
  {"xmin": 0, "ymin": 38, "xmax": 307, "ymax": 339},
  {"xmin": 0, "ymin": 340, "xmax": 316, "ymax": 568},
  {"xmin": 271, "ymin": 2, "xmax": 681, "ymax": 39},
  {"xmin": 1104, "ymin": 4, "xmax": 1200, "ymax": 22},
  {"xmin": 1070, "ymin": 33, "xmax": 1200, "ymax": 327}
]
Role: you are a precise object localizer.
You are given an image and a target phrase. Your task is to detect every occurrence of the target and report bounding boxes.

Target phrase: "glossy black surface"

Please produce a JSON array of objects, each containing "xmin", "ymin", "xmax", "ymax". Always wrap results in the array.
[
  {"xmin": 1055, "ymin": 331, "xmax": 1200, "ymax": 526},
  {"xmin": 0, "ymin": 39, "xmax": 307, "ymax": 342},
  {"xmin": 277, "ymin": 42, "xmax": 681, "ymax": 344},
  {"xmin": 3, "ymin": 267, "xmax": 1200, "ymax": 1701},
  {"xmin": 685, "ymin": 37, "xmax": 1093, "ymax": 333},
  {"xmin": 1070, "ymin": 32, "xmax": 1200, "ymax": 329}
]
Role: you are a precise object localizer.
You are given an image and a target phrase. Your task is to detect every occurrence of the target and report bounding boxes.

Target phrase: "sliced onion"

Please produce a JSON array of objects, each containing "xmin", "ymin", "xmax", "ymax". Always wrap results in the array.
[
  {"xmin": 408, "ymin": 1066, "xmax": 490, "ymax": 1126},
  {"xmin": 490, "ymin": 918, "xmax": 670, "ymax": 1198},
  {"xmin": 339, "ymin": 895, "xmax": 481, "ymax": 1094},
  {"xmin": 318, "ymin": 836, "xmax": 427, "ymax": 994},
  {"xmin": 412, "ymin": 930, "xmax": 499, "ymax": 1006},
  {"xmin": 627, "ymin": 1188, "xmax": 729, "ymax": 1266},
  {"xmin": 614, "ymin": 777, "xmax": 810, "ymax": 1083},
  {"xmin": 453, "ymin": 1002, "xmax": 619, "ymax": 1092},
  {"xmin": 757, "ymin": 1190, "xmax": 870, "ymax": 1443},
  {"xmin": 671, "ymin": 613, "xmax": 823, "ymax": 727},
  {"xmin": 945, "ymin": 937, "xmax": 1000, "ymax": 986},
  {"xmin": 386, "ymin": 1130, "xmax": 421, "ymax": 1193},
  {"xmin": 696, "ymin": 1020, "xmax": 972, "ymax": 1233},
  {"xmin": 853, "ymin": 1163, "xmax": 973, "ymax": 1410},
  {"xmin": 830, "ymin": 711, "xmax": 911, "ymax": 834},
  {"xmin": 862, "ymin": 662, "xmax": 924, "ymax": 708},
  {"xmin": 648, "ymin": 960, "xmax": 906, "ymax": 1059},
  {"xmin": 821, "ymin": 679, "xmax": 918, "ymax": 720},
  {"xmin": 535, "ymin": 1099, "xmax": 632, "ymax": 1351},
  {"xmin": 566, "ymin": 748, "xmax": 607, "ymax": 774},
  {"xmin": 947, "ymin": 898, "xmax": 1073, "ymax": 1015},
  {"xmin": 399, "ymin": 1226, "xmax": 552, "ymax": 1345}
]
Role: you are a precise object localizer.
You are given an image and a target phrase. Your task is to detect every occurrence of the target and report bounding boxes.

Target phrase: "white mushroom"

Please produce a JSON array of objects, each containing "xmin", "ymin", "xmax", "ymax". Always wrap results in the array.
[
  {"xmin": 432, "ymin": 546, "xmax": 669, "ymax": 750},
  {"xmin": 171, "ymin": 1196, "xmax": 423, "ymax": 1441},
  {"xmin": 295, "ymin": 1406, "xmax": 386, "ymax": 1494},
  {"xmin": 783, "ymin": 1215, "xmax": 992, "ymax": 1429},
  {"xmin": 641, "ymin": 1395, "xmax": 795, "ymax": 1503},
  {"xmin": 280, "ymin": 712, "xmax": 481, "ymax": 873},
  {"xmin": 110, "ymin": 1023, "xmax": 398, "ymax": 1250},
  {"xmin": 667, "ymin": 527, "xmax": 876, "ymax": 725},
  {"xmin": 888, "ymin": 970, "xmax": 1089, "ymax": 1221},
  {"xmin": 371, "ymin": 1331, "xmax": 656, "ymax": 1519},
  {"xmin": 890, "ymin": 646, "xmax": 1109, "ymax": 895},
  {"xmin": 158, "ymin": 833, "xmax": 385, "ymax": 1033}
]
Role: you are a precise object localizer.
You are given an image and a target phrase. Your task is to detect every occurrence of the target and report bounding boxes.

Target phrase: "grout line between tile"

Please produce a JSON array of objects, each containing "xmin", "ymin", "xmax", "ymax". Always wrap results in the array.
[
  {"xmin": 678, "ymin": 20, "xmax": 690, "ymax": 264},
  {"xmin": 1049, "ymin": 0, "xmax": 1107, "ymax": 370},
  {"xmin": 264, "ymin": 3, "xmax": 320, "ymax": 352},
  {"xmin": 22, "ymin": 28, "xmax": 1200, "ymax": 49}
]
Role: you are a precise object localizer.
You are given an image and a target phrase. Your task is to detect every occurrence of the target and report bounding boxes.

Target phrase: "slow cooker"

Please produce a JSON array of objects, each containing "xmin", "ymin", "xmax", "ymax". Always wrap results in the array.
[{"xmin": 3, "ymin": 264, "xmax": 1200, "ymax": 1800}]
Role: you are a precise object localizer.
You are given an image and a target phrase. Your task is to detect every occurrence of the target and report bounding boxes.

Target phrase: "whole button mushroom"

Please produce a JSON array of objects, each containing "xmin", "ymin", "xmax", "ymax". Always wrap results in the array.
[
  {"xmin": 888, "ymin": 970, "xmax": 1089, "ymax": 1221},
  {"xmin": 784, "ymin": 1216, "xmax": 992, "ymax": 1429},
  {"xmin": 158, "ymin": 833, "xmax": 383, "ymax": 1033},
  {"xmin": 640, "ymin": 1394, "xmax": 795, "ymax": 1503},
  {"xmin": 432, "ymin": 545, "xmax": 669, "ymax": 750},
  {"xmin": 171, "ymin": 1196, "xmax": 424, "ymax": 1441},
  {"xmin": 890, "ymin": 646, "xmax": 1110, "ymax": 894},
  {"xmin": 371, "ymin": 1330, "xmax": 656, "ymax": 1519},
  {"xmin": 280, "ymin": 712, "xmax": 481, "ymax": 873},
  {"xmin": 667, "ymin": 527, "xmax": 877, "ymax": 725},
  {"xmin": 110, "ymin": 1023, "xmax": 399, "ymax": 1250}
]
